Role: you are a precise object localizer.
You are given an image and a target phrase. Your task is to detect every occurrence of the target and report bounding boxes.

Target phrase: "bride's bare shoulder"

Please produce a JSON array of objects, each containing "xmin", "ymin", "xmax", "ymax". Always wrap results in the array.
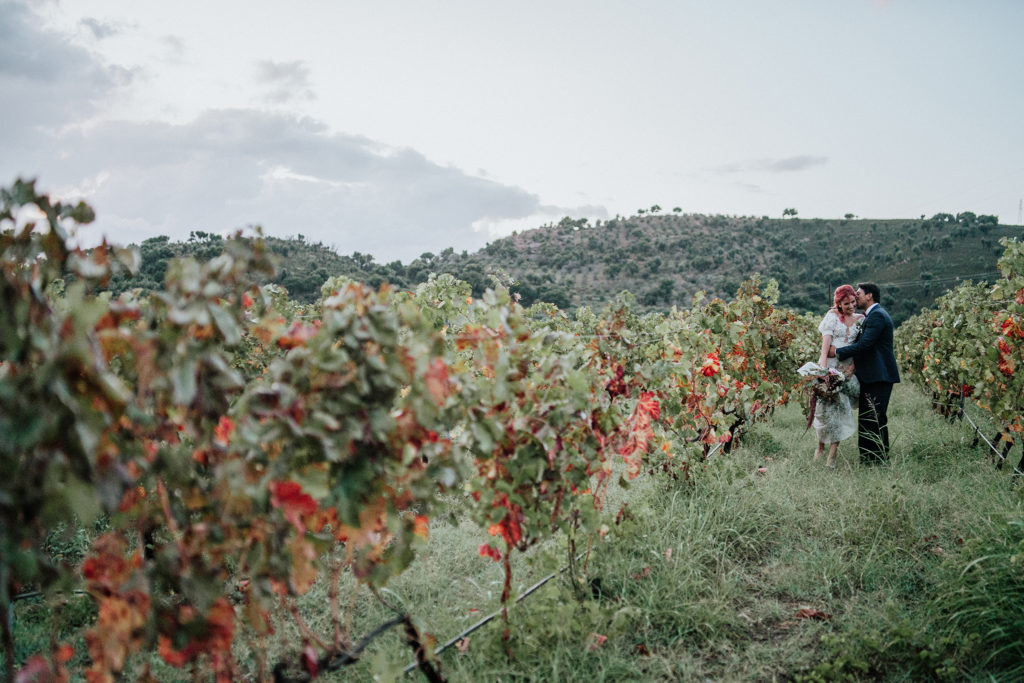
[{"xmin": 854, "ymin": 313, "xmax": 866, "ymax": 322}]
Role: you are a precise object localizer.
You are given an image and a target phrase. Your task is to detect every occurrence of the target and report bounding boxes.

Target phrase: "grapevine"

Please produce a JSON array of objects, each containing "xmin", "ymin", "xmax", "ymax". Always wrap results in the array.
[
  {"xmin": 896, "ymin": 238, "xmax": 1024, "ymax": 469},
  {"xmin": 1, "ymin": 182, "xmax": 815, "ymax": 681}
]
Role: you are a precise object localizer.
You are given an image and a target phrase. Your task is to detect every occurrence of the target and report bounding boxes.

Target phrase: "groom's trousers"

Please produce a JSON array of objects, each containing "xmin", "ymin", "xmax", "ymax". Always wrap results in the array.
[{"xmin": 858, "ymin": 381, "xmax": 893, "ymax": 464}]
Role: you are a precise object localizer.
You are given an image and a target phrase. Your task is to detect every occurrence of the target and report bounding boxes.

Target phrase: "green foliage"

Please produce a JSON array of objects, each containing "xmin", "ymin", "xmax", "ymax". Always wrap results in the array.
[
  {"xmin": 897, "ymin": 238, "xmax": 1024, "ymax": 435},
  {"xmin": 12, "ymin": 177, "xmax": 1023, "ymax": 681},
  {"xmin": 100, "ymin": 211, "xmax": 1022, "ymax": 327},
  {"xmin": 355, "ymin": 385, "xmax": 1022, "ymax": 682},
  {"xmin": 1, "ymin": 178, "xmax": 136, "ymax": 593},
  {"xmin": 3, "ymin": 181, "xmax": 817, "ymax": 681}
]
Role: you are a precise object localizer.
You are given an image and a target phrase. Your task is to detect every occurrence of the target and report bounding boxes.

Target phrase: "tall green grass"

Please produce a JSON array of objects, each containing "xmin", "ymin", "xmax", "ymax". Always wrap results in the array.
[{"xmin": 330, "ymin": 383, "xmax": 1024, "ymax": 681}]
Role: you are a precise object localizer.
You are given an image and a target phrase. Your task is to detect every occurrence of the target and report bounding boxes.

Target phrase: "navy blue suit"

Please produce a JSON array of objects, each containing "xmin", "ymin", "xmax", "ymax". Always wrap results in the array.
[{"xmin": 836, "ymin": 305, "xmax": 900, "ymax": 463}]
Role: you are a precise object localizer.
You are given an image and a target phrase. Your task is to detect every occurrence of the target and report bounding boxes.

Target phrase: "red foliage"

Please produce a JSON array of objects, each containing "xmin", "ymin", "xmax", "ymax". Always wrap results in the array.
[
  {"xmin": 479, "ymin": 543, "xmax": 502, "ymax": 561},
  {"xmin": 998, "ymin": 316, "xmax": 1024, "ymax": 339},
  {"xmin": 617, "ymin": 392, "xmax": 660, "ymax": 479},
  {"xmin": 605, "ymin": 363, "xmax": 629, "ymax": 398},
  {"xmin": 212, "ymin": 415, "xmax": 234, "ymax": 447},
  {"xmin": 700, "ymin": 352, "xmax": 721, "ymax": 377},
  {"xmin": 157, "ymin": 599, "xmax": 236, "ymax": 679},
  {"xmin": 998, "ymin": 337, "xmax": 1016, "ymax": 376},
  {"xmin": 488, "ymin": 513, "xmax": 524, "ymax": 547},
  {"xmin": 413, "ymin": 514, "xmax": 430, "ymax": 539},
  {"xmin": 423, "ymin": 358, "xmax": 451, "ymax": 405},
  {"xmin": 270, "ymin": 480, "xmax": 319, "ymax": 534},
  {"xmin": 277, "ymin": 320, "xmax": 319, "ymax": 349},
  {"xmin": 81, "ymin": 535, "xmax": 142, "ymax": 594}
]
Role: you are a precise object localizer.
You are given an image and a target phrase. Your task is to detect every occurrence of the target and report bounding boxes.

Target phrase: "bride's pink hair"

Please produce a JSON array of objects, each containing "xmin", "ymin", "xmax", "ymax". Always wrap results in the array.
[{"xmin": 833, "ymin": 284, "xmax": 857, "ymax": 322}]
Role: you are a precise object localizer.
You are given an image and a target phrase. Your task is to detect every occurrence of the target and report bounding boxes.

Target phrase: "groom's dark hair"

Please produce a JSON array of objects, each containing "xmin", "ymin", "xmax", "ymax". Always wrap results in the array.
[{"xmin": 858, "ymin": 282, "xmax": 881, "ymax": 305}]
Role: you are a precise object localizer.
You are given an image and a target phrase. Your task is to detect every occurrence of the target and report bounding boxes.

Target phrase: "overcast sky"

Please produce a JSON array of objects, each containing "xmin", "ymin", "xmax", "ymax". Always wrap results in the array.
[{"xmin": 2, "ymin": 0, "xmax": 1022, "ymax": 262}]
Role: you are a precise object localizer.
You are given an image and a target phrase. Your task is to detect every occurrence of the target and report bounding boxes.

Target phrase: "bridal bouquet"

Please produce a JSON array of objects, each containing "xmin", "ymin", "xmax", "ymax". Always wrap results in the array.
[
  {"xmin": 798, "ymin": 362, "xmax": 846, "ymax": 401},
  {"xmin": 798, "ymin": 361, "xmax": 859, "ymax": 431}
]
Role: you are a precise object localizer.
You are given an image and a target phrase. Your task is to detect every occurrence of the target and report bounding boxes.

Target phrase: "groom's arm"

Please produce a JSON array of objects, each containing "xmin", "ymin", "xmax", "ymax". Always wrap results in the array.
[{"xmin": 836, "ymin": 314, "xmax": 883, "ymax": 361}]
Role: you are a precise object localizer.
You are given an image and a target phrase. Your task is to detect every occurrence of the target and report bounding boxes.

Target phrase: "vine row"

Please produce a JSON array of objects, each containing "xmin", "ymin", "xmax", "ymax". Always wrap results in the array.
[
  {"xmin": 1, "ymin": 180, "xmax": 815, "ymax": 681},
  {"xmin": 896, "ymin": 238, "xmax": 1024, "ymax": 470}
]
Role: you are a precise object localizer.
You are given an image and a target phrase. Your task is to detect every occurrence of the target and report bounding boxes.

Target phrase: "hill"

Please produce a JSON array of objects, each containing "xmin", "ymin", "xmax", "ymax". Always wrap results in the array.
[
  {"xmin": 459, "ymin": 211, "xmax": 1019, "ymax": 324},
  {"xmin": 107, "ymin": 212, "xmax": 1021, "ymax": 325}
]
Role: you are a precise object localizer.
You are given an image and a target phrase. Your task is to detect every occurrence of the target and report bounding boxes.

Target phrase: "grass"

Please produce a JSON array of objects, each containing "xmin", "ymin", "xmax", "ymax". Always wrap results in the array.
[
  {"xmin": 6, "ymin": 383, "xmax": 1024, "ymax": 681},
  {"xmin": 329, "ymin": 383, "xmax": 1024, "ymax": 681}
]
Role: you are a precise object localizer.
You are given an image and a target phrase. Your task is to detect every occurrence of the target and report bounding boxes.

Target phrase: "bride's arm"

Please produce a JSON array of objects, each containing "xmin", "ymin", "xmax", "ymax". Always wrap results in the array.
[{"xmin": 818, "ymin": 333, "xmax": 833, "ymax": 366}]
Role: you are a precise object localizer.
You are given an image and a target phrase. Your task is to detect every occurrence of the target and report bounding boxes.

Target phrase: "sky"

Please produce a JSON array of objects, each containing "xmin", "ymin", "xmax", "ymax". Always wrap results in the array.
[{"xmin": 2, "ymin": 0, "xmax": 1022, "ymax": 263}]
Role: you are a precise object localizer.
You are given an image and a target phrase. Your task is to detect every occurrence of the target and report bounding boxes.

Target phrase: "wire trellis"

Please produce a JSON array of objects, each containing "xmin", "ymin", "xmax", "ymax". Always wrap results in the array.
[
  {"xmin": 401, "ymin": 553, "xmax": 585, "ymax": 677},
  {"xmin": 956, "ymin": 395, "xmax": 1024, "ymax": 476}
]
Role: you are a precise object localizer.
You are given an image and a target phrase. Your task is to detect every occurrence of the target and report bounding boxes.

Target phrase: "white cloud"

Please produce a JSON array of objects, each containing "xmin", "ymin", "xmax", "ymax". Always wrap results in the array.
[
  {"xmin": 472, "ymin": 205, "xmax": 609, "ymax": 241},
  {"xmin": 261, "ymin": 165, "xmax": 365, "ymax": 189},
  {"xmin": 0, "ymin": 2, "xmax": 593, "ymax": 262},
  {"xmin": 8, "ymin": 108, "xmax": 555, "ymax": 261},
  {"xmin": 710, "ymin": 156, "xmax": 829, "ymax": 175},
  {"xmin": 159, "ymin": 35, "xmax": 186, "ymax": 62},
  {"xmin": 80, "ymin": 17, "xmax": 119, "ymax": 40},
  {"xmin": 255, "ymin": 60, "xmax": 315, "ymax": 104}
]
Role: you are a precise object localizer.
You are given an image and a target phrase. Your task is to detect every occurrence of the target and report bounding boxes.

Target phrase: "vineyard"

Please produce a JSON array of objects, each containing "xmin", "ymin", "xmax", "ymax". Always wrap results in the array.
[
  {"xmin": 1, "ymin": 181, "xmax": 823, "ymax": 682},
  {"xmin": 896, "ymin": 237, "xmax": 1024, "ymax": 471}
]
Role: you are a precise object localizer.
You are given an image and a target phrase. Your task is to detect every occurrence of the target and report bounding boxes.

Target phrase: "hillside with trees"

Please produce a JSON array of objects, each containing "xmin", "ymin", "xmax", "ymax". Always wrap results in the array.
[{"xmin": 107, "ymin": 210, "xmax": 1020, "ymax": 325}]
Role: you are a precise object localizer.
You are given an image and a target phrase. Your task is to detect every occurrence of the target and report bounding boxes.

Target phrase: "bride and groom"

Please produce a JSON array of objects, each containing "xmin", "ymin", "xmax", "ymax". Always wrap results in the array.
[{"xmin": 812, "ymin": 282, "xmax": 900, "ymax": 467}]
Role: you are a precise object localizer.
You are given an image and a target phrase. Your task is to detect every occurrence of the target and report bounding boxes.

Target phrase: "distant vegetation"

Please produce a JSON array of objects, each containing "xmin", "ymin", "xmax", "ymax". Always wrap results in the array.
[{"xmin": 106, "ymin": 211, "xmax": 1018, "ymax": 325}]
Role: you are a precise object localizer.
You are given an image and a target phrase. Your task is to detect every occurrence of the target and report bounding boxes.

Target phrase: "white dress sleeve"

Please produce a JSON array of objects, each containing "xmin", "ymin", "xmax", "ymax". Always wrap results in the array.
[{"xmin": 818, "ymin": 310, "xmax": 837, "ymax": 337}]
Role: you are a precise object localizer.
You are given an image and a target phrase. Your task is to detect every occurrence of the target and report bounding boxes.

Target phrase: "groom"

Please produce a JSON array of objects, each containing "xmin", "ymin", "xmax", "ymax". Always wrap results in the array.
[{"xmin": 832, "ymin": 282, "xmax": 900, "ymax": 464}]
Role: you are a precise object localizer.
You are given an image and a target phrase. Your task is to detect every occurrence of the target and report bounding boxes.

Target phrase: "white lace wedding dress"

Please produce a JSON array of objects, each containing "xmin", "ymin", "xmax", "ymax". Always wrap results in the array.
[{"xmin": 813, "ymin": 310, "xmax": 861, "ymax": 444}]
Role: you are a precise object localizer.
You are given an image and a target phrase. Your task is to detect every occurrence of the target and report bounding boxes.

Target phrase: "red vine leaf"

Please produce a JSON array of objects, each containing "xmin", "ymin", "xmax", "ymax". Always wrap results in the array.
[
  {"xmin": 423, "ymin": 358, "xmax": 450, "ymax": 406},
  {"xmin": 479, "ymin": 543, "xmax": 502, "ymax": 562},
  {"xmin": 618, "ymin": 392, "xmax": 660, "ymax": 480},
  {"xmin": 270, "ymin": 480, "xmax": 319, "ymax": 534}
]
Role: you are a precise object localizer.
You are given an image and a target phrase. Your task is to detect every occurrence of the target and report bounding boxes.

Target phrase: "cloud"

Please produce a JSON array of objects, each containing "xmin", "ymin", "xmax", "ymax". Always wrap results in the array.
[
  {"xmin": 160, "ymin": 35, "xmax": 186, "ymax": 62},
  {"xmin": 709, "ymin": 155, "xmax": 829, "ymax": 175},
  {"xmin": 0, "ymin": 2, "xmax": 599, "ymax": 262},
  {"xmin": 472, "ymin": 204, "xmax": 609, "ymax": 241},
  {"xmin": 0, "ymin": 2, "xmax": 129, "ymax": 140},
  {"xmin": 256, "ymin": 60, "xmax": 315, "ymax": 104},
  {"xmin": 731, "ymin": 181, "xmax": 764, "ymax": 194},
  {"xmin": 760, "ymin": 155, "xmax": 829, "ymax": 172},
  {"xmin": 80, "ymin": 17, "xmax": 119, "ymax": 40},
  {"xmin": 0, "ymin": 3, "xmax": 105, "ymax": 84},
  {"xmin": 7, "ymin": 108, "xmax": 558, "ymax": 261}
]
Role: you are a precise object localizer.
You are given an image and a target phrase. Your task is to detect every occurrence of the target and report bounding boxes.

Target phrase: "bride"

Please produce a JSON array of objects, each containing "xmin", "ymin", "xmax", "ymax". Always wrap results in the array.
[{"xmin": 813, "ymin": 285, "xmax": 864, "ymax": 467}]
